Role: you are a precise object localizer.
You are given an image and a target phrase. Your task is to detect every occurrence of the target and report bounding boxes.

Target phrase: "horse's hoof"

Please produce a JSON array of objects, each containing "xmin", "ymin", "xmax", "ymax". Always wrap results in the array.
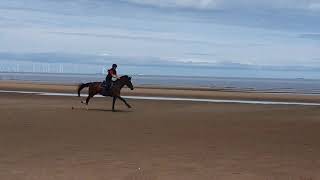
[
  {"xmin": 81, "ymin": 101, "xmax": 88, "ymax": 105},
  {"xmin": 128, "ymin": 105, "xmax": 132, "ymax": 108}
]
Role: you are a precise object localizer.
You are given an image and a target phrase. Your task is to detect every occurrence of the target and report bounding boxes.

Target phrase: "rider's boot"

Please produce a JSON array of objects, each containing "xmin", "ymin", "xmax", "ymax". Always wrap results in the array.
[{"xmin": 110, "ymin": 82, "xmax": 114, "ymax": 89}]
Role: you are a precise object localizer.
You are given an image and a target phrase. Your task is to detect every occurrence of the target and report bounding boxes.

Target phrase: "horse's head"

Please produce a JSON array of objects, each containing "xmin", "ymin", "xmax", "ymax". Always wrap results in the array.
[{"xmin": 120, "ymin": 75, "xmax": 134, "ymax": 90}]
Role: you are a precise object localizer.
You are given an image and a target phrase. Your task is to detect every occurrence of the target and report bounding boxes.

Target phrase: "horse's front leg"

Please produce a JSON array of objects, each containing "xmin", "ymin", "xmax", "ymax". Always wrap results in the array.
[
  {"xmin": 112, "ymin": 96, "xmax": 117, "ymax": 112},
  {"xmin": 117, "ymin": 96, "xmax": 132, "ymax": 108}
]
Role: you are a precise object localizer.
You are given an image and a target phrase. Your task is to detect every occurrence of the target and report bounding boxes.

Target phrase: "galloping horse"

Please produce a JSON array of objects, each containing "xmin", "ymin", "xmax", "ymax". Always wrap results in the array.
[{"xmin": 77, "ymin": 75, "xmax": 134, "ymax": 111}]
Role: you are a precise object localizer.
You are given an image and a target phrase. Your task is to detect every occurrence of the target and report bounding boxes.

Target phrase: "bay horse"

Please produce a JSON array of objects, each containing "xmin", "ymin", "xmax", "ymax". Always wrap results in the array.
[{"xmin": 77, "ymin": 75, "xmax": 134, "ymax": 111}]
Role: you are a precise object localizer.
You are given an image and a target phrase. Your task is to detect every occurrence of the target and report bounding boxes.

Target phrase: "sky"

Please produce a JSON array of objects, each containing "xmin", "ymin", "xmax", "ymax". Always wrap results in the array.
[{"xmin": 0, "ymin": 0, "xmax": 320, "ymax": 67}]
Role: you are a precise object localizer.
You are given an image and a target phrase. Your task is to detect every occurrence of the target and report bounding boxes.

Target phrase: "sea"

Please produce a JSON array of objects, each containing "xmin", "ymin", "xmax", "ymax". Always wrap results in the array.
[{"xmin": 1, "ymin": 64, "xmax": 320, "ymax": 95}]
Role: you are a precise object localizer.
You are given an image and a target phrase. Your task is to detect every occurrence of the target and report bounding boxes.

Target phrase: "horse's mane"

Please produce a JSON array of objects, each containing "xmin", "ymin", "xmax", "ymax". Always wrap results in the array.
[
  {"xmin": 115, "ymin": 75, "xmax": 131, "ymax": 82},
  {"xmin": 121, "ymin": 75, "xmax": 129, "ymax": 78},
  {"xmin": 121, "ymin": 75, "xmax": 132, "ymax": 80}
]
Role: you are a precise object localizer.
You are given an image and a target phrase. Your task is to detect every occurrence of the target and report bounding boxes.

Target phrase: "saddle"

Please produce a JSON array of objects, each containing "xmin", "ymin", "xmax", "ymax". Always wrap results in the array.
[
  {"xmin": 100, "ymin": 81, "xmax": 112, "ymax": 96},
  {"xmin": 101, "ymin": 81, "xmax": 108, "ymax": 88}
]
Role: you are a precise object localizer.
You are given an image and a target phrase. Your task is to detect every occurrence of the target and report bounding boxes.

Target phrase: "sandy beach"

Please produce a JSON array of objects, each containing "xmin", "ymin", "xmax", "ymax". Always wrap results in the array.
[{"xmin": 1, "ymin": 81, "xmax": 320, "ymax": 180}]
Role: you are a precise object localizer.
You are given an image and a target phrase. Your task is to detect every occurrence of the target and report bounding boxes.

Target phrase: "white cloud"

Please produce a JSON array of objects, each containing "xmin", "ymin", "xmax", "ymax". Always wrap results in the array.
[
  {"xmin": 309, "ymin": 3, "xmax": 320, "ymax": 10},
  {"xmin": 122, "ymin": 0, "xmax": 220, "ymax": 9},
  {"xmin": 122, "ymin": 0, "xmax": 320, "ymax": 11}
]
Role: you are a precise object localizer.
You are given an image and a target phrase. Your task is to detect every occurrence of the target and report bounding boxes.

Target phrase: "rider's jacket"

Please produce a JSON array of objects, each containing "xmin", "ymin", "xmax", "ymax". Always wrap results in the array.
[{"xmin": 106, "ymin": 68, "xmax": 117, "ymax": 80}]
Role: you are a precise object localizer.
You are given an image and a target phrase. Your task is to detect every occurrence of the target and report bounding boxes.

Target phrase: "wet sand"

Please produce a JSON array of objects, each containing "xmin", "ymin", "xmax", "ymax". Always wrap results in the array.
[
  {"xmin": 0, "ymin": 82, "xmax": 320, "ymax": 180},
  {"xmin": 1, "ymin": 81, "xmax": 320, "ymax": 103}
]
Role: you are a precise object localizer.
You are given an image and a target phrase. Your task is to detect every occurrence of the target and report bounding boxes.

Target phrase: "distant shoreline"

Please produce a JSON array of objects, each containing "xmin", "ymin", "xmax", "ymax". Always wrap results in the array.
[
  {"xmin": 1, "ymin": 72, "xmax": 320, "ymax": 95},
  {"xmin": 1, "ymin": 71, "xmax": 320, "ymax": 80}
]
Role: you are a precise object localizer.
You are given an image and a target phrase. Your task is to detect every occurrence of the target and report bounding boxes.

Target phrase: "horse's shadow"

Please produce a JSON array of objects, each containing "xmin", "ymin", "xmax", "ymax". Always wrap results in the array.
[{"xmin": 88, "ymin": 108, "xmax": 132, "ymax": 113}]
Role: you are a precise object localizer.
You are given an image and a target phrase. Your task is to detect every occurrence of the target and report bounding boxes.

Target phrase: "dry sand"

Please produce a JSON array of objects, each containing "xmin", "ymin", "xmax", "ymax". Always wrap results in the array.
[{"xmin": 0, "ymin": 82, "xmax": 320, "ymax": 180}]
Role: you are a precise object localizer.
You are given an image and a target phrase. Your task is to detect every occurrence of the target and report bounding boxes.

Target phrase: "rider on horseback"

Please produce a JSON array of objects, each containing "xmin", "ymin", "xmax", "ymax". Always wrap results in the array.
[{"xmin": 105, "ymin": 64, "xmax": 119, "ymax": 89}]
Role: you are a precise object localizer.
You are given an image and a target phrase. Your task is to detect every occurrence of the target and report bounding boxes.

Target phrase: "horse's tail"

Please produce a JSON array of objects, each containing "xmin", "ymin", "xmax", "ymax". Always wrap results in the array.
[{"xmin": 77, "ymin": 83, "xmax": 91, "ymax": 97}]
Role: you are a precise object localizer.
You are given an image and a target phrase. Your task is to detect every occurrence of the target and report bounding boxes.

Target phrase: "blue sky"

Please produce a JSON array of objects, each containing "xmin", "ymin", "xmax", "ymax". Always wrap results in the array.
[{"xmin": 0, "ymin": 0, "xmax": 319, "ymax": 67}]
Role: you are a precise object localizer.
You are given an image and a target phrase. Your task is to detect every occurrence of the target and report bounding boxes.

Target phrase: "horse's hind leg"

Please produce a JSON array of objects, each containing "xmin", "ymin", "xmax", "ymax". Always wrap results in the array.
[
  {"xmin": 86, "ymin": 95, "xmax": 92, "ymax": 104},
  {"xmin": 81, "ymin": 95, "xmax": 93, "ymax": 110},
  {"xmin": 81, "ymin": 95, "xmax": 91, "ymax": 105},
  {"xmin": 81, "ymin": 91, "xmax": 94, "ymax": 109}
]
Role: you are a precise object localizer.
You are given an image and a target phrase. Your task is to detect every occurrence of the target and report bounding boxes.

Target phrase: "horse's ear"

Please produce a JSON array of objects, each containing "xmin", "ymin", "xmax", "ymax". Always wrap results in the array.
[{"xmin": 128, "ymin": 76, "xmax": 132, "ymax": 81}]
